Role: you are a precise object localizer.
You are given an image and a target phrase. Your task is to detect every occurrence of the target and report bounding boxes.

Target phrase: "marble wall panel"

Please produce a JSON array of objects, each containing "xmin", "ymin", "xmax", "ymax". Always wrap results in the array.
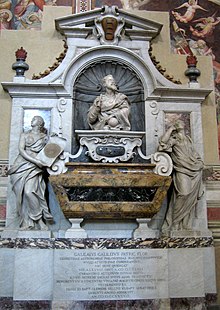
[
  {"xmin": 13, "ymin": 249, "xmax": 54, "ymax": 300},
  {"xmin": 0, "ymin": 248, "xmax": 15, "ymax": 297},
  {"xmin": 0, "ymin": 240, "xmax": 216, "ymax": 302},
  {"xmin": 0, "ymin": 298, "xmax": 52, "ymax": 310},
  {"xmin": 203, "ymin": 247, "xmax": 217, "ymax": 294},
  {"xmin": 168, "ymin": 248, "xmax": 204, "ymax": 298},
  {"xmin": 53, "ymin": 248, "xmax": 169, "ymax": 300}
]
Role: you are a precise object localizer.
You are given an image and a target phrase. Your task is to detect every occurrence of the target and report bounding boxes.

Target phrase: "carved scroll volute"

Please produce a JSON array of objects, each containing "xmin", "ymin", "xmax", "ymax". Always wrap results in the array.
[{"xmin": 101, "ymin": 17, "xmax": 118, "ymax": 41}]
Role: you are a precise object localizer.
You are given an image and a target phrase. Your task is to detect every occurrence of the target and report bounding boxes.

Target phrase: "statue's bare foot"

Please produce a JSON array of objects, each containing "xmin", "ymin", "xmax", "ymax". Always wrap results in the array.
[
  {"xmin": 171, "ymin": 224, "xmax": 179, "ymax": 231},
  {"xmin": 20, "ymin": 224, "xmax": 34, "ymax": 230},
  {"xmin": 20, "ymin": 226, "xmax": 29, "ymax": 231},
  {"xmin": 182, "ymin": 226, "xmax": 192, "ymax": 231}
]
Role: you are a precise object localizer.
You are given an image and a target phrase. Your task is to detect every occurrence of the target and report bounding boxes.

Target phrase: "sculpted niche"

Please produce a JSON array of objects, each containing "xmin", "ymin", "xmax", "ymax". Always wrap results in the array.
[{"xmin": 72, "ymin": 61, "xmax": 145, "ymax": 157}]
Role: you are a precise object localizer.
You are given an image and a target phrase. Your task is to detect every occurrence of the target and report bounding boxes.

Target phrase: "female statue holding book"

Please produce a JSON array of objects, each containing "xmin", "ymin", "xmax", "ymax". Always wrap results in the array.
[{"xmin": 8, "ymin": 115, "xmax": 53, "ymax": 230}]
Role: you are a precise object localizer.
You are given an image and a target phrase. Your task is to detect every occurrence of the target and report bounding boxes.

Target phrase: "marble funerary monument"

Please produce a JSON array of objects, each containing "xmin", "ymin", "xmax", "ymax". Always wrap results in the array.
[{"xmin": 0, "ymin": 5, "xmax": 216, "ymax": 308}]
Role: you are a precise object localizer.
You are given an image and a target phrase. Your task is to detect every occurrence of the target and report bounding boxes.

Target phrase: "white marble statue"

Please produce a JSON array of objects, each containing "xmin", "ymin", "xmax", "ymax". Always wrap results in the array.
[
  {"xmin": 158, "ymin": 120, "xmax": 204, "ymax": 231},
  {"xmin": 8, "ymin": 115, "xmax": 53, "ymax": 230},
  {"xmin": 87, "ymin": 74, "xmax": 131, "ymax": 131}
]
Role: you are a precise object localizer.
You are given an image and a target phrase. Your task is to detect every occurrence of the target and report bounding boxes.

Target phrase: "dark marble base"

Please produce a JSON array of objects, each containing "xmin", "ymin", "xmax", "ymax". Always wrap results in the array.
[
  {"xmin": 0, "ymin": 298, "xmax": 51, "ymax": 310},
  {"xmin": 0, "ymin": 295, "xmax": 217, "ymax": 310},
  {"xmin": 0, "ymin": 236, "xmax": 214, "ymax": 249}
]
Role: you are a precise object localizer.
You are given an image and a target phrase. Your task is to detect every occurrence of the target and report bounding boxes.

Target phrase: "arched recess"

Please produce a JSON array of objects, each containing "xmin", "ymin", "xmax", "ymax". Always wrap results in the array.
[
  {"xmin": 62, "ymin": 46, "xmax": 157, "ymax": 96},
  {"xmin": 61, "ymin": 45, "xmax": 158, "ymax": 155},
  {"xmin": 71, "ymin": 59, "xmax": 146, "ymax": 155},
  {"xmin": 73, "ymin": 59, "xmax": 145, "ymax": 127}
]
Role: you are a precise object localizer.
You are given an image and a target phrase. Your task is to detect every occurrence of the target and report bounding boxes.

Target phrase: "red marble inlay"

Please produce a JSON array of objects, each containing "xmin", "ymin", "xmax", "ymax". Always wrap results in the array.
[
  {"xmin": 207, "ymin": 207, "xmax": 220, "ymax": 221},
  {"xmin": 0, "ymin": 205, "xmax": 6, "ymax": 220}
]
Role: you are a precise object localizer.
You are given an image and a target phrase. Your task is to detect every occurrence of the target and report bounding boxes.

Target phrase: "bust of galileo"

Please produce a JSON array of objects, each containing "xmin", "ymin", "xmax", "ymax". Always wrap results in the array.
[{"xmin": 87, "ymin": 75, "xmax": 131, "ymax": 131}]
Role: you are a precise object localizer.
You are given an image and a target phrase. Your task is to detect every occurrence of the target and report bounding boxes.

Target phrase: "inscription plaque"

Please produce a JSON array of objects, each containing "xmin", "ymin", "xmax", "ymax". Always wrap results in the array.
[{"xmin": 54, "ymin": 249, "xmax": 168, "ymax": 300}]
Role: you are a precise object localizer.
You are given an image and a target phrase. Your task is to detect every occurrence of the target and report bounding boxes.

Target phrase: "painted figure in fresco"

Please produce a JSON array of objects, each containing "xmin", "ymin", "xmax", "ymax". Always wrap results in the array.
[
  {"xmin": 0, "ymin": 0, "xmax": 12, "ymax": 29},
  {"xmin": 8, "ymin": 115, "xmax": 53, "ymax": 230},
  {"xmin": 158, "ymin": 121, "xmax": 204, "ymax": 231},
  {"xmin": 172, "ymin": 0, "xmax": 207, "ymax": 23},
  {"xmin": 171, "ymin": 21, "xmax": 193, "ymax": 55},
  {"xmin": 25, "ymin": 11, "xmax": 42, "ymax": 29},
  {"xmin": 190, "ymin": 39, "xmax": 215, "ymax": 57},
  {"xmin": 120, "ymin": 0, "xmax": 150, "ymax": 9},
  {"xmin": 13, "ymin": 0, "xmax": 44, "ymax": 29},
  {"xmin": 213, "ymin": 60, "xmax": 220, "ymax": 85},
  {"xmin": 87, "ymin": 74, "xmax": 131, "ymax": 131},
  {"xmin": 0, "ymin": 0, "xmax": 11, "ymax": 10},
  {"xmin": 208, "ymin": 0, "xmax": 220, "ymax": 5},
  {"xmin": 173, "ymin": 36, "xmax": 193, "ymax": 55},
  {"xmin": 190, "ymin": 15, "xmax": 220, "ymax": 38},
  {"xmin": 0, "ymin": 8, "xmax": 12, "ymax": 28}
]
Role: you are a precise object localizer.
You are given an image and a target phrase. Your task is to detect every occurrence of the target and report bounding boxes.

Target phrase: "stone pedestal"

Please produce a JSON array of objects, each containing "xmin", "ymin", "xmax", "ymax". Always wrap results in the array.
[
  {"xmin": 133, "ymin": 218, "xmax": 160, "ymax": 239},
  {"xmin": 65, "ymin": 218, "xmax": 87, "ymax": 238},
  {"xmin": 0, "ymin": 236, "xmax": 216, "ymax": 307},
  {"xmin": 1, "ymin": 229, "xmax": 52, "ymax": 239}
]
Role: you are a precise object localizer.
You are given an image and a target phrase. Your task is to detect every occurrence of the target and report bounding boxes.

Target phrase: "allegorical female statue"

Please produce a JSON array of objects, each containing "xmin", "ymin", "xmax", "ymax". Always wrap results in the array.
[
  {"xmin": 158, "ymin": 120, "xmax": 204, "ymax": 231},
  {"xmin": 87, "ymin": 74, "xmax": 131, "ymax": 131},
  {"xmin": 8, "ymin": 115, "xmax": 53, "ymax": 230}
]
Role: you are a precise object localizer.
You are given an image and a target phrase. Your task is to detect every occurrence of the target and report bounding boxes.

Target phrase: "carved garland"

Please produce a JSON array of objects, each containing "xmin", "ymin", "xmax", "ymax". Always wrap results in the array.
[
  {"xmin": 31, "ymin": 39, "xmax": 181, "ymax": 84},
  {"xmin": 32, "ymin": 40, "xmax": 68, "ymax": 80},
  {"xmin": 149, "ymin": 44, "xmax": 182, "ymax": 85}
]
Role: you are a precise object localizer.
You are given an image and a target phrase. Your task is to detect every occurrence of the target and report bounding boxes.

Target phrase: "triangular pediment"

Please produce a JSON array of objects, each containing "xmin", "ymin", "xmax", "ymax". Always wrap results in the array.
[{"xmin": 55, "ymin": 6, "xmax": 162, "ymax": 43}]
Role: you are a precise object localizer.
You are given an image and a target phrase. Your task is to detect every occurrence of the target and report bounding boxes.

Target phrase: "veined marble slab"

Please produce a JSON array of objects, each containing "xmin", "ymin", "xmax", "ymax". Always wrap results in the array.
[
  {"xmin": 13, "ymin": 249, "xmax": 53, "ymax": 300},
  {"xmin": 53, "ymin": 249, "xmax": 169, "ymax": 300},
  {"xmin": 0, "ymin": 241, "xmax": 215, "ymax": 301},
  {"xmin": 0, "ymin": 248, "xmax": 15, "ymax": 297},
  {"xmin": 168, "ymin": 248, "xmax": 204, "ymax": 297}
]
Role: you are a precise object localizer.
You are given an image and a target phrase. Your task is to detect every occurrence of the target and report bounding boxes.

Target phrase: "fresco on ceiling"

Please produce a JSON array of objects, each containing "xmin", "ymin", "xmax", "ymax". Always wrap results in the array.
[{"xmin": 1, "ymin": 0, "xmax": 220, "ymax": 155}]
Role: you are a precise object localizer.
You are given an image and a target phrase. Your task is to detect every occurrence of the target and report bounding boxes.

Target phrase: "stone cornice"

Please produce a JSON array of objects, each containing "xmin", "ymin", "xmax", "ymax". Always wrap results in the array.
[
  {"xmin": 149, "ymin": 87, "xmax": 212, "ymax": 103},
  {"xmin": 1, "ymin": 82, "xmax": 71, "ymax": 99}
]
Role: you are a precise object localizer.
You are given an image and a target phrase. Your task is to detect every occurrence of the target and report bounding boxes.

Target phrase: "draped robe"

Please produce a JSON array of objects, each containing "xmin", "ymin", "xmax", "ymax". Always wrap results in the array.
[
  {"xmin": 8, "ymin": 132, "xmax": 52, "ymax": 229},
  {"xmin": 87, "ymin": 92, "xmax": 131, "ymax": 131},
  {"xmin": 159, "ymin": 133, "xmax": 204, "ymax": 230}
]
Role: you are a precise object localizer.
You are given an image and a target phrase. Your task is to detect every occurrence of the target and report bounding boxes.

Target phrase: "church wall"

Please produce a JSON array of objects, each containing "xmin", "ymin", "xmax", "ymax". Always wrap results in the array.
[
  {"xmin": 0, "ymin": 7, "xmax": 218, "ymax": 163},
  {"xmin": 0, "ymin": 4, "xmax": 219, "ymax": 235},
  {"xmin": 0, "ymin": 3, "xmax": 220, "ymax": 305},
  {"xmin": 0, "ymin": 6, "xmax": 72, "ymax": 159}
]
